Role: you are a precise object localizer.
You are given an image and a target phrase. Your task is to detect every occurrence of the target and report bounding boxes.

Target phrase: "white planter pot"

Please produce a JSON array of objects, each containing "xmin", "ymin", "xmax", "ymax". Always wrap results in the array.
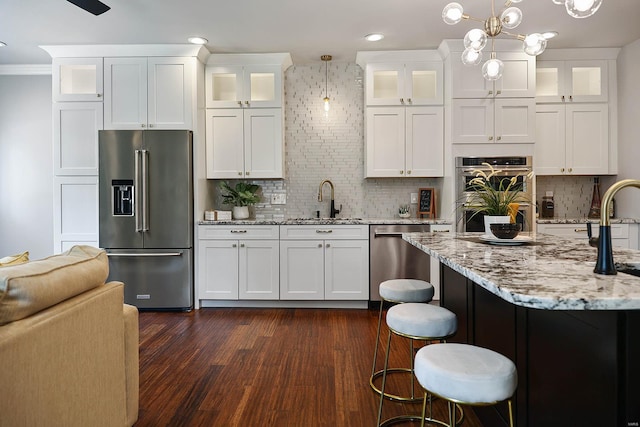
[
  {"xmin": 484, "ymin": 215, "xmax": 511, "ymax": 237},
  {"xmin": 232, "ymin": 206, "xmax": 250, "ymax": 220}
]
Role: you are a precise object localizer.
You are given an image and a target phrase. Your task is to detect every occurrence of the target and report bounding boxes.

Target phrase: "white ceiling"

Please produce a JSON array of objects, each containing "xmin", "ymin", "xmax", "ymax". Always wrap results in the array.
[{"xmin": 2, "ymin": 0, "xmax": 640, "ymax": 65}]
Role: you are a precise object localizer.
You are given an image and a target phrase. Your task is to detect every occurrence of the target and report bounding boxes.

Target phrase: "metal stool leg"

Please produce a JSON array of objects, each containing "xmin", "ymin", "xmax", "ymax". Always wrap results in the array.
[
  {"xmin": 371, "ymin": 300, "xmax": 385, "ymax": 377},
  {"xmin": 376, "ymin": 329, "xmax": 393, "ymax": 426}
]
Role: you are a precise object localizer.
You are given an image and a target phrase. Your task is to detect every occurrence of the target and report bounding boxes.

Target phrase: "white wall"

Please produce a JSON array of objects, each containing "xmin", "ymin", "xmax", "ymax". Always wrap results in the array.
[
  {"xmin": 0, "ymin": 75, "xmax": 53, "ymax": 260},
  {"xmin": 616, "ymin": 38, "xmax": 640, "ymax": 217}
]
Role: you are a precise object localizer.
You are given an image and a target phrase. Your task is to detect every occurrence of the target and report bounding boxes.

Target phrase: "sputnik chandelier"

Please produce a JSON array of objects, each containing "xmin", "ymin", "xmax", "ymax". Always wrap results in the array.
[
  {"xmin": 551, "ymin": 0, "xmax": 602, "ymax": 18},
  {"xmin": 442, "ymin": 0, "xmax": 548, "ymax": 81}
]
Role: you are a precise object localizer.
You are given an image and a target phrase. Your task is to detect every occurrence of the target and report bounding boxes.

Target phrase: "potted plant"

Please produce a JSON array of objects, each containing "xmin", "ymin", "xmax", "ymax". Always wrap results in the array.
[
  {"xmin": 220, "ymin": 181, "xmax": 261, "ymax": 220},
  {"xmin": 464, "ymin": 163, "xmax": 533, "ymax": 235}
]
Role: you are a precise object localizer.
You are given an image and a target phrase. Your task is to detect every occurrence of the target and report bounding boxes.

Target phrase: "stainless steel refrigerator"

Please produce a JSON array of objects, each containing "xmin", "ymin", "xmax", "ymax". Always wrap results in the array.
[{"xmin": 99, "ymin": 130, "xmax": 193, "ymax": 310}]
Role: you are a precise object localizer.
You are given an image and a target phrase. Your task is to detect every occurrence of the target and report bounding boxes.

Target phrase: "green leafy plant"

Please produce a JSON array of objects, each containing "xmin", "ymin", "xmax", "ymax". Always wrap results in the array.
[
  {"xmin": 464, "ymin": 163, "xmax": 533, "ymax": 222},
  {"xmin": 220, "ymin": 181, "xmax": 261, "ymax": 207}
]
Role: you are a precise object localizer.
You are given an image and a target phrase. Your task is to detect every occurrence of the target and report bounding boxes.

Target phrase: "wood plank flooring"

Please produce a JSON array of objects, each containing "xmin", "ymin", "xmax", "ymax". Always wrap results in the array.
[{"xmin": 134, "ymin": 307, "xmax": 484, "ymax": 427}]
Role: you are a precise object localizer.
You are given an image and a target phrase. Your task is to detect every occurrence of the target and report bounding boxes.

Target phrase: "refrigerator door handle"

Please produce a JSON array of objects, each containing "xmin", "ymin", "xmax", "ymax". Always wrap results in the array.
[
  {"xmin": 134, "ymin": 150, "xmax": 142, "ymax": 232},
  {"xmin": 141, "ymin": 149, "xmax": 149, "ymax": 232},
  {"xmin": 107, "ymin": 251, "xmax": 184, "ymax": 257}
]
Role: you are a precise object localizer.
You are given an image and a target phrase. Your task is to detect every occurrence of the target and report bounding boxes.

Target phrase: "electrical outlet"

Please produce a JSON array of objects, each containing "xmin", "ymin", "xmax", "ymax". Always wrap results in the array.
[
  {"xmin": 410, "ymin": 193, "xmax": 418, "ymax": 204},
  {"xmin": 271, "ymin": 194, "xmax": 287, "ymax": 205}
]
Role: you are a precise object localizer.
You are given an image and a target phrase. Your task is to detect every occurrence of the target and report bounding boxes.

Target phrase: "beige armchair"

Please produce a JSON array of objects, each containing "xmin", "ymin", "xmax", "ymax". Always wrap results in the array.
[{"xmin": 0, "ymin": 246, "xmax": 139, "ymax": 427}]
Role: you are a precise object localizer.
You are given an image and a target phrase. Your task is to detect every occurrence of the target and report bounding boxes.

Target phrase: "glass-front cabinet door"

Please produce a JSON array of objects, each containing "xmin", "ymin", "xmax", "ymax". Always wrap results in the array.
[
  {"xmin": 366, "ymin": 62, "xmax": 442, "ymax": 106},
  {"xmin": 536, "ymin": 60, "xmax": 608, "ymax": 103},
  {"xmin": 205, "ymin": 65, "xmax": 281, "ymax": 108},
  {"xmin": 53, "ymin": 57, "xmax": 103, "ymax": 102}
]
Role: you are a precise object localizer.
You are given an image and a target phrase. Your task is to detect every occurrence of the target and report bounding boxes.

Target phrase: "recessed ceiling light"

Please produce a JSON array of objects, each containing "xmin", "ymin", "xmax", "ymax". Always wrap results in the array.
[
  {"xmin": 365, "ymin": 33, "xmax": 384, "ymax": 42},
  {"xmin": 187, "ymin": 36, "xmax": 208, "ymax": 45},
  {"xmin": 542, "ymin": 31, "xmax": 559, "ymax": 40},
  {"xmin": 0, "ymin": 41, "xmax": 6, "ymax": 47}
]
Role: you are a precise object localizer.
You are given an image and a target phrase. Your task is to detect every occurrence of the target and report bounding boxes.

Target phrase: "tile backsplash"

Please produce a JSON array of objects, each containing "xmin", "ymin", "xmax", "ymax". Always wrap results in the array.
[
  {"xmin": 211, "ymin": 62, "xmax": 442, "ymax": 219},
  {"xmin": 536, "ymin": 175, "xmax": 617, "ymax": 218}
]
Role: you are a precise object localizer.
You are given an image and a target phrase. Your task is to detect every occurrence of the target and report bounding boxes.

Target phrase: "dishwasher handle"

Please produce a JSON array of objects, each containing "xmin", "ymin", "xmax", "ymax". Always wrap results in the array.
[{"xmin": 374, "ymin": 231, "xmax": 404, "ymax": 237}]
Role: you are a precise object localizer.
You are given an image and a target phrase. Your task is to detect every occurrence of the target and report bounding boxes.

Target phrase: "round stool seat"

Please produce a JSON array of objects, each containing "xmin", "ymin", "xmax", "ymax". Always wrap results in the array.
[
  {"xmin": 386, "ymin": 303, "xmax": 457, "ymax": 339},
  {"xmin": 379, "ymin": 279, "xmax": 434, "ymax": 303},
  {"xmin": 415, "ymin": 343, "xmax": 518, "ymax": 404}
]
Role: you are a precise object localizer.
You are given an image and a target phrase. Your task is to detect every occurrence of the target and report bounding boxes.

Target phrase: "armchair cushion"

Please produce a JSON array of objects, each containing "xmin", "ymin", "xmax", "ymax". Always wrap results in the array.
[{"xmin": 0, "ymin": 245, "xmax": 108, "ymax": 326}]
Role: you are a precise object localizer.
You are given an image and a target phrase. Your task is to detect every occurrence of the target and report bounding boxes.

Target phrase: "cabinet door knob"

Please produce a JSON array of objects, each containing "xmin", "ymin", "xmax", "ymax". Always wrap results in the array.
[
  {"xmin": 240, "ymin": 243, "xmax": 245, "ymax": 248},
  {"xmin": 488, "ymin": 136, "xmax": 493, "ymax": 141},
  {"xmin": 568, "ymin": 168, "xmax": 573, "ymax": 173},
  {"xmin": 407, "ymin": 98, "xmax": 412, "ymax": 104},
  {"xmin": 318, "ymin": 243, "xmax": 323, "ymax": 248},
  {"xmin": 488, "ymin": 90, "xmax": 493, "ymax": 95},
  {"xmin": 399, "ymin": 170, "xmax": 404, "ymax": 175},
  {"xmin": 232, "ymin": 243, "xmax": 237, "ymax": 248},
  {"xmin": 407, "ymin": 170, "xmax": 411, "ymax": 175},
  {"xmin": 400, "ymin": 98, "xmax": 404, "ymax": 104},
  {"xmin": 245, "ymin": 101, "xmax": 250, "ymax": 106},
  {"xmin": 96, "ymin": 93, "xmax": 102, "ymax": 98},
  {"xmin": 149, "ymin": 124, "xmax": 154, "ymax": 128},
  {"xmin": 238, "ymin": 172, "xmax": 243, "ymax": 176},
  {"xmin": 246, "ymin": 171, "xmax": 250, "ymax": 176},
  {"xmin": 238, "ymin": 101, "xmax": 243, "ymax": 106},
  {"xmin": 569, "ymin": 95, "xmax": 573, "ymax": 101},
  {"xmin": 496, "ymin": 90, "xmax": 502, "ymax": 95},
  {"xmin": 561, "ymin": 95, "xmax": 565, "ymax": 102},
  {"xmin": 496, "ymin": 136, "xmax": 501, "ymax": 141},
  {"xmin": 326, "ymin": 244, "xmax": 330, "ymax": 248},
  {"xmin": 561, "ymin": 168, "xmax": 565, "ymax": 172},
  {"xmin": 141, "ymin": 124, "xmax": 146, "ymax": 128}
]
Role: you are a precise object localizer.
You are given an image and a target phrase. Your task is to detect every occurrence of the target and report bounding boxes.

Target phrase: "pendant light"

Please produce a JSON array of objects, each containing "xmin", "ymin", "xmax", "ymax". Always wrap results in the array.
[{"xmin": 321, "ymin": 55, "xmax": 332, "ymax": 112}]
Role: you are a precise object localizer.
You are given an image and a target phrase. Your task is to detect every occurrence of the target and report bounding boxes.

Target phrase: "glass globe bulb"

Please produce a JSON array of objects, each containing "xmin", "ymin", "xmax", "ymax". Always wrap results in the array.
[
  {"xmin": 551, "ymin": 0, "xmax": 564, "ymax": 4},
  {"xmin": 443, "ymin": 2, "xmax": 464, "ymax": 25},
  {"xmin": 501, "ymin": 7, "xmax": 523, "ymax": 29},
  {"xmin": 565, "ymin": 0, "xmax": 602, "ymax": 18},
  {"xmin": 463, "ymin": 29, "xmax": 488, "ymax": 51},
  {"xmin": 509, "ymin": 0, "xmax": 523, "ymax": 2},
  {"xmin": 324, "ymin": 97, "xmax": 330, "ymax": 112},
  {"xmin": 523, "ymin": 33, "xmax": 548, "ymax": 56},
  {"xmin": 461, "ymin": 47, "xmax": 483, "ymax": 66},
  {"xmin": 482, "ymin": 58, "xmax": 504, "ymax": 81}
]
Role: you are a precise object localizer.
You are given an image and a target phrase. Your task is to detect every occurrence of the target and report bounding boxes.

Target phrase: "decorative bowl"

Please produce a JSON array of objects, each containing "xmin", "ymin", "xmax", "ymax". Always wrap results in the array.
[
  {"xmin": 398, "ymin": 213, "xmax": 411, "ymax": 218},
  {"xmin": 489, "ymin": 223, "xmax": 521, "ymax": 239}
]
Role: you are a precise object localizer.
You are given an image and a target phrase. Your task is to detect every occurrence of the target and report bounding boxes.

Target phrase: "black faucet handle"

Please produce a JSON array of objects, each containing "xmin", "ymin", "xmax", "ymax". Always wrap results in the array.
[{"xmin": 336, "ymin": 204, "xmax": 342, "ymax": 215}]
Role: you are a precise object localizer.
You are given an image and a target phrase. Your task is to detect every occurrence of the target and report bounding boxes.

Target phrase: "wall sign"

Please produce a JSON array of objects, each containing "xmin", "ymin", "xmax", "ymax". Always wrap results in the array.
[{"xmin": 418, "ymin": 188, "xmax": 436, "ymax": 218}]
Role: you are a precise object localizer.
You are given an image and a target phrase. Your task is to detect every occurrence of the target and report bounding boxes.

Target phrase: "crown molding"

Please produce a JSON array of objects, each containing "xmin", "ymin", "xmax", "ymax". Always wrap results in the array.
[{"xmin": 0, "ymin": 64, "xmax": 52, "ymax": 75}]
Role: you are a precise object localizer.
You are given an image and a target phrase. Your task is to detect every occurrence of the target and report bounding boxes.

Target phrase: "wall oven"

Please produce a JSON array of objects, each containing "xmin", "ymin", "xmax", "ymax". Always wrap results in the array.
[{"xmin": 455, "ymin": 156, "xmax": 533, "ymax": 232}]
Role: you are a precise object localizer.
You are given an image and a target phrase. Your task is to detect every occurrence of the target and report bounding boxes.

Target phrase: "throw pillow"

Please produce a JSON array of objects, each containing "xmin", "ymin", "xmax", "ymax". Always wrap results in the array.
[{"xmin": 0, "ymin": 251, "xmax": 29, "ymax": 267}]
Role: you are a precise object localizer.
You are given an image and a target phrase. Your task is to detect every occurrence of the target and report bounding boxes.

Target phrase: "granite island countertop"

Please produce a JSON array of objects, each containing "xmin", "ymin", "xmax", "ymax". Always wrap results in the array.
[
  {"xmin": 537, "ymin": 217, "xmax": 640, "ymax": 224},
  {"xmin": 403, "ymin": 231, "xmax": 640, "ymax": 310}
]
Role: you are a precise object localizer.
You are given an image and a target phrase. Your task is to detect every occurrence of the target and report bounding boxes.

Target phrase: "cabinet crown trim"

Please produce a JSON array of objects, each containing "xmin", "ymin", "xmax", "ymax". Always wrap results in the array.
[
  {"xmin": 40, "ymin": 44, "xmax": 209, "ymax": 62},
  {"xmin": 206, "ymin": 53, "xmax": 293, "ymax": 71},
  {"xmin": 355, "ymin": 50, "xmax": 443, "ymax": 68}
]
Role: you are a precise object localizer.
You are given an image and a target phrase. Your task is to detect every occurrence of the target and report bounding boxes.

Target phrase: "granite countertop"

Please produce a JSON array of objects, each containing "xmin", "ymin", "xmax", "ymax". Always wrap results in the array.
[
  {"xmin": 199, "ymin": 217, "xmax": 453, "ymax": 226},
  {"xmin": 403, "ymin": 231, "xmax": 640, "ymax": 311},
  {"xmin": 537, "ymin": 217, "xmax": 640, "ymax": 224}
]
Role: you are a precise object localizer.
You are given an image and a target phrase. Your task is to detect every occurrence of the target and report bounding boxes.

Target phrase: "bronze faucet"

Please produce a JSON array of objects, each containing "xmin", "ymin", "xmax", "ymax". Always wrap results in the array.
[
  {"xmin": 594, "ymin": 179, "xmax": 640, "ymax": 275},
  {"xmin": 318, "ymin": 179, "xmax": 341, "ymax": 218}
]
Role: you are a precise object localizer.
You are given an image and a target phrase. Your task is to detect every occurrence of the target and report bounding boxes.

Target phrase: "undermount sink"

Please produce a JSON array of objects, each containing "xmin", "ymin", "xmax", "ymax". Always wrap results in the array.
[{"xmin": 615, "ymin": 262, "xmax": 640, "ymax": 277}]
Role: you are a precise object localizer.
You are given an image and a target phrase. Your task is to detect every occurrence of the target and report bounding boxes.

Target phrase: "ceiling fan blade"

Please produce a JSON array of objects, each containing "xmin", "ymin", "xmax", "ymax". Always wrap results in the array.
[{"xmin": 66, "ymin": 0, "xmax": 110, "ymax": 16}]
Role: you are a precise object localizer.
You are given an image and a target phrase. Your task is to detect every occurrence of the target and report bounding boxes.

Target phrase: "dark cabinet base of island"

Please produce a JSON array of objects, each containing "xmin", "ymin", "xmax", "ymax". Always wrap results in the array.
[{"xmin": 440, "ymin": 264, "xmax": 640, "ymax": 427}]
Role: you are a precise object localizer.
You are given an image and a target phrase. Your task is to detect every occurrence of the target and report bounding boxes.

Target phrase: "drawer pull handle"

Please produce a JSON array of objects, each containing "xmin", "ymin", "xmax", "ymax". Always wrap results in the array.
[
  {"xmin": 316, "ymin": 229, "xmax": 333, "ymax": 233},
  {"xmin": 574, "ymin": 228, "xmax": 588, "ymax": 233},
  {"xmin": 433, "ymin": 229, "xmax": 451, "ymax": 233},
  {"xmin": 230, "ymin": 230, "xmax": 248, "ymax": 233}
]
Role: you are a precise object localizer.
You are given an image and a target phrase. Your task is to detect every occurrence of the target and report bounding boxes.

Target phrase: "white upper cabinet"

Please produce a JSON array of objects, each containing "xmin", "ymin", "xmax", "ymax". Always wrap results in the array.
[
  {"xmin": 451, "ymin": 98, "xmax": 536, "ymax": 144},
  {"xmin": 365, "ymin": 61, "xmax": 443, "ymax": 106},
  {"xmin": 205, "ymin": 108, "xmax": 284, "ymax": 179},
  {"xmin": 535, "ymin": 103, "xmax": 609, "ymax": 175},
  {"xmin": 53, "ymin": 102, "xmax": 103, "ymax": 175},
  {"xmin": 104, "ymin": 57, "xmax": 194, "ymax": 130},
  {"xmin": 365, "ymin": 106, "xmax": 443, "ymax": 177},
  {"xmin": 450, "ymin": 52, "xmax": 535, "ymax": 99},
  {"xmin": 52, "ymin": 57, "xmax": 104, "ymax": 102},
  {"xmin": 536, "ymin": 60, "xmax": 608, "ymax": 103},
  {"xmin": 205, "ymin": 64, "xmax": 282, "ymax": 108}
]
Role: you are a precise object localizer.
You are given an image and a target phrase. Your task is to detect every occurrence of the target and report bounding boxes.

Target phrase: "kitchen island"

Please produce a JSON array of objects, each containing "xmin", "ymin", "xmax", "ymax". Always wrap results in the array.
[{"xmin": 403, "ymin": 231, "xmax": 640, "ymax": 427}]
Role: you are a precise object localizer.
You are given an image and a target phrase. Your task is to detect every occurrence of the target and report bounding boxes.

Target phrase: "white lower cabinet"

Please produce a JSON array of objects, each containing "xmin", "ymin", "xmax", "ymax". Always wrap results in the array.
[
  {"xmin": 279, "ymin": 225, "xmax": 369, "ymax": 300},
  {"xmin": 198, "ymin": 226, "xmax": 279, "ymax": 300},
  {"xmin": 537, "ymin": 223, "xmax": 638, "ymax": 249}
]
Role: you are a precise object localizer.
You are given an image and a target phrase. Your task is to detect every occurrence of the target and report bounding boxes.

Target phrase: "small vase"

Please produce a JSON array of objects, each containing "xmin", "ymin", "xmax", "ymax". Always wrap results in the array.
[
  {"xmin": 484, "ymin": 215, "xmax": 511, "ymax": 237},
  {"xmin": 232, "ymin": 206, "xmax": 250, "ymax": 220}
]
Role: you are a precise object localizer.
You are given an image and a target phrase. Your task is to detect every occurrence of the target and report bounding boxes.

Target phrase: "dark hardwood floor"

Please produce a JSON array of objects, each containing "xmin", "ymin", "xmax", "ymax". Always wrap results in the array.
[{"xmin": 134, "ymin": 307, "xmax": 484, "ymax": 427}]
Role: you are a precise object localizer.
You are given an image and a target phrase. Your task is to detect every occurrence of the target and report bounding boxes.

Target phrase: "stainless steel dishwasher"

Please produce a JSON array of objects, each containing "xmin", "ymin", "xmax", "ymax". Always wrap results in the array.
[{"xmin": 369, "ymin": 224, "xmax": 431, "ymax": 301}]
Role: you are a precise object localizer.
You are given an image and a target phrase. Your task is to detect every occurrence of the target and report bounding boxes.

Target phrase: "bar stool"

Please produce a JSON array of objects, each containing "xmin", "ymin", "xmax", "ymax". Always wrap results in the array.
[
  {"xmin": 371, "ymin": 279, "xmax": 434, "ymax": 401},
  {"xmin": 377, "ymin": 303, "xmax": 457, "ymax": 427},
  {"xmin": 414, "ymin": 343, "xmax": 518, "ymax": 427}
]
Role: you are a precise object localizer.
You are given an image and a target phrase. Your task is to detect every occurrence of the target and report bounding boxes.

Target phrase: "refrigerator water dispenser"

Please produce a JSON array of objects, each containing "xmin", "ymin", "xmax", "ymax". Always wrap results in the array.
[{"xmin": 112, "ymin": 180, "xmax": 134, "ymax": 216}]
